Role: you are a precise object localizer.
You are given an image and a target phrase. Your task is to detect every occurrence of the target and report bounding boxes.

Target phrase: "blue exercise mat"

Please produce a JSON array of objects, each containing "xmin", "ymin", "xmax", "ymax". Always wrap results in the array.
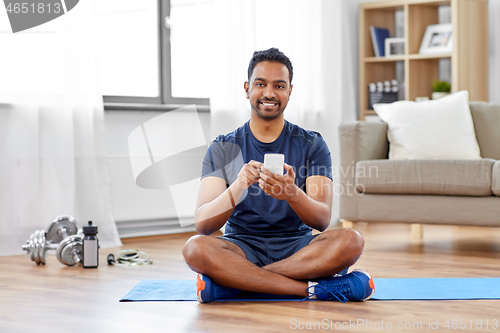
[
  {"xmin": 120, "ymin": 280, "xmax": 302, "ymax": 302},
  {"xmin": 119, "ymin": 278, "xmax": 500, "ymax": 302},
  {"xmin": 372, "ymin": 278, "xmax": 500, "ymax": 300}
]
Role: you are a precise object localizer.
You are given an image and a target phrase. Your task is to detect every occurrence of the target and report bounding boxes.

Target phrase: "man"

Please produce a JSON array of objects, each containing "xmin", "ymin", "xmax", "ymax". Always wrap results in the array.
[{"xmin": 183, "ymin": 48, "xmax": 374, "ymax": 303}]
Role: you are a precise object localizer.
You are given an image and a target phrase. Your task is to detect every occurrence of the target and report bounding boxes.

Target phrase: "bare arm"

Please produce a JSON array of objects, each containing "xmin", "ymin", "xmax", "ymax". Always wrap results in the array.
[
  {"xmin": 194, "ymin": 160, "xmax": 263, "ymax": 235},
  {"xmin": 259, "ymin": 164, "xmax": 333, "ymax": 231}
]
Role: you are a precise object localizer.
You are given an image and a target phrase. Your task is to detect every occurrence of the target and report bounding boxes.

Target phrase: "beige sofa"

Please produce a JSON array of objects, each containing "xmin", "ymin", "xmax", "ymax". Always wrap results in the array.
[{"xmin": 338, "ymin": 102, "xmax": 500, "ymax": 238}]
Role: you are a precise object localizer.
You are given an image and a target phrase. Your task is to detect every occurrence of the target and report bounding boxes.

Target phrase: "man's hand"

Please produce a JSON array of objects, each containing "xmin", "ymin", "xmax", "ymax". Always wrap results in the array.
[
  {"xmin": 194, "ymin": 160, "xmax": 262, "ymax": 235},
  {"xmin": 259, "ymin": 163, "xmax": 299, "ymax": 202},
  {"xmin": 236, "ymin": 160, "xmax": 263, "ymax": 189}
]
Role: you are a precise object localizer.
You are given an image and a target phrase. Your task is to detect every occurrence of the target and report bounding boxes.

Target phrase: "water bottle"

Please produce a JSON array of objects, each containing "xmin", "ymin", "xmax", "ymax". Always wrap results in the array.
[{"xmin": 82, "ymin": 221, "xmax": 99, "ymax": 268}]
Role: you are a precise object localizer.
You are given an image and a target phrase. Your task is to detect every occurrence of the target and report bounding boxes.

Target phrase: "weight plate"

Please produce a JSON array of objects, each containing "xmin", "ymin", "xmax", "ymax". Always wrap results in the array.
[
  {"xmin": 47, "ymin": 216, "xmax": 78, "ymax": 244},
  {"xmin": 56, "ymin": 235, "xmax": 82, "ymax": 266},
  {"xmin": 55, "ymin": 235, "xmax": 72, "ymax": 262},
  {"xmin": 29, "ymin": 233, "xmax": 35, "ymax": 261},
  {"xmin": 33, "ymin": 230, "xmax": 40, "ymax": 264},
  {"xmin": 38, "ymin": 231, "xmax": 47, "ymax": 265}
]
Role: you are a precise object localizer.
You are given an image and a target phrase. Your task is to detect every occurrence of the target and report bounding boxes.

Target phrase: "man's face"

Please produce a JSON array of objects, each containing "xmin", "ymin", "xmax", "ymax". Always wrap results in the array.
[{"xmin": 244, "ymin": 61, "xmax": 292, "ymax": 120}]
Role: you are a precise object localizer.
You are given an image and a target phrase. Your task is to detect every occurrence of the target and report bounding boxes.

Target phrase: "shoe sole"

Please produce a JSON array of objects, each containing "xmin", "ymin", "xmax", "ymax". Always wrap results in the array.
[
  {"xmin": 196, "ymin": 273, "xmax": 208, "ymax": 303},
  {"xmin": 352, "ymin": 268, "xmax": 375, "ymax": 301}
]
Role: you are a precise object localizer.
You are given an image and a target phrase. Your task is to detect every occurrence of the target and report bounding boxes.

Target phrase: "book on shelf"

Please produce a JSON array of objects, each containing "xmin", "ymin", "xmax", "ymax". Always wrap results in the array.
[{"xmin": 370, "ymin": 26, "xmax": 390, "ymax": 57}]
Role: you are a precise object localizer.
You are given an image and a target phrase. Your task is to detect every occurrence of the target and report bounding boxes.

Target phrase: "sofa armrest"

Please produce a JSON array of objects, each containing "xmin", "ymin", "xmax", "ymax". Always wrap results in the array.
[
  {"xmin": 338, "ymin": 121, "xmax": 388, "ymax": 221},
  {"xmin": 339, "ymin": 121, "xmax": 388, "ymax": 163}
]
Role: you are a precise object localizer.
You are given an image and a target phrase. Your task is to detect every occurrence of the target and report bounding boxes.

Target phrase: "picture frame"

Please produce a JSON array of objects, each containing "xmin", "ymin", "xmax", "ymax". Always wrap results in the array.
[
  {"xmin": 385, "ymin": 38, "xmax": 405, "ymax": 57},
  {"xmin": 419, "ymin": 23, "xmax": 453, "ymax": 55}
]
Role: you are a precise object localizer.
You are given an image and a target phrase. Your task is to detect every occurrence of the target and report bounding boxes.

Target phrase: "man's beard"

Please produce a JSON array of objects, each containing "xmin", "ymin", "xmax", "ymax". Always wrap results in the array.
[{"xmin": 251, "ymin": 99, "xmax": 284, "ymax": 120}]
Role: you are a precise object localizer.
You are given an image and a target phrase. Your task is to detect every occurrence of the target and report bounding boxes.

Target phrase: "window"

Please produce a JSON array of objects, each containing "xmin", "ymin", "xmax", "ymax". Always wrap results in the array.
[
  {"xmin": 96, "ymin": 0, "xmax": 210, "ymax": 109},
  {"xmin": 169, "ymin": 0, "xmax": 211, "ymax": 99}
]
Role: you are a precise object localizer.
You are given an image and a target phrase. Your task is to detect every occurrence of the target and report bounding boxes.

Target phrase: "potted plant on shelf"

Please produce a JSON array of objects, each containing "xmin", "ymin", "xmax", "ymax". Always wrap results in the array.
[{"xmin": 432, "ymin": 80, "xmax": 451, "ymax": 100}]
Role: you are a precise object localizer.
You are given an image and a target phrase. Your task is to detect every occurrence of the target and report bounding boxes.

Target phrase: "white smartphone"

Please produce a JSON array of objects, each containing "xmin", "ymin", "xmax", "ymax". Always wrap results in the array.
[{"xmin": 263, "ymin": 153, "xmax": 285, "ymax": 176}]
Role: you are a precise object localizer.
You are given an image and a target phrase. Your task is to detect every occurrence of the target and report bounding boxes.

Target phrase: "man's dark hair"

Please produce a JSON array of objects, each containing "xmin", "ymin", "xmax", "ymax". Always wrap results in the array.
[{"xmin": 247, "ymin": 48, "xmax": 293, "ymax": 84}]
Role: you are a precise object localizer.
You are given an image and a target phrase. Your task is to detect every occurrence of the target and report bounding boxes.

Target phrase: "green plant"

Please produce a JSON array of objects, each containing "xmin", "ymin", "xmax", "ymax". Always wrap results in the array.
[{"xmin": 432, "ymin": 80, "xmax": 451, "ymax": 93}]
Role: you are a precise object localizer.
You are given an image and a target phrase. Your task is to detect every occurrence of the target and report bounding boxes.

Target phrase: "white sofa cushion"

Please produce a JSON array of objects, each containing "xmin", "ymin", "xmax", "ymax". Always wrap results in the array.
[{"xmin": 374, "ymin": 91, "xmax": 482, "ymax": 160}]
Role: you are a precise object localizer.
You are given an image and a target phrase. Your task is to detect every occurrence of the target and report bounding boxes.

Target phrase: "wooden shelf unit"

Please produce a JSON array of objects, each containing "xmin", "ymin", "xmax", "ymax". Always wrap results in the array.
[{"xmin": 359, "ymin": 0, "xmax": 489, "ymax": 120}]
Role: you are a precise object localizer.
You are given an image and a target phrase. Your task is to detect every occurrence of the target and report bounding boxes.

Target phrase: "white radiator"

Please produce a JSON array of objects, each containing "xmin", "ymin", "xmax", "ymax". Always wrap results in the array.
[
  {"xmin": 116, "ymin": 217, "xmax": 195, "ymax": 238},
  {"xmin": 107, "ymin": 155, "xmax": 196, "ymax": 238}
]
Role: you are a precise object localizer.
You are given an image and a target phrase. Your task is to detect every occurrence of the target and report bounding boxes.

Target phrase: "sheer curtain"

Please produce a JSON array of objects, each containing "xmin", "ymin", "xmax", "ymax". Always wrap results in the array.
[
  {"xmin": 209, "ymin": 0, "xmax": 357, "ymax": 225},
  {"xmin": 0, "ymin": 0, "xmax": 121, "ymax": 255}
]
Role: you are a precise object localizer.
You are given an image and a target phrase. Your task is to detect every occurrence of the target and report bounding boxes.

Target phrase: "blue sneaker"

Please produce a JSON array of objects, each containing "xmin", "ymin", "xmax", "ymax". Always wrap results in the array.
[
  {"xmin": 304, "ymin": 269, "xmax": 375, "ymax": 303},
  {"xmin": 334, "ymin": 267, "xmax": 349, "ymax": 277},
  {"xmin": 197, "ymin": 273, "xmax": 241, "ymax": 303}
]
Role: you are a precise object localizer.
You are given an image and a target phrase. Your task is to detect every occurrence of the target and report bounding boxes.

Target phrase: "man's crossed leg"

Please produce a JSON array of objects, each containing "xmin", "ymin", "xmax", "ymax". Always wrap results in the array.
[{"xmin": 183, "ymin": 228, "xmax": 375, "ymax": 302}]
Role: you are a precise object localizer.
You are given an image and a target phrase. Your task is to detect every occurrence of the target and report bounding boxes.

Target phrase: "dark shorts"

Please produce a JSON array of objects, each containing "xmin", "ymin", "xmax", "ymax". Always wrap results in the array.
[{"xmin": 219, "ymin": 233, "xmax": 319, "ymax": 267}]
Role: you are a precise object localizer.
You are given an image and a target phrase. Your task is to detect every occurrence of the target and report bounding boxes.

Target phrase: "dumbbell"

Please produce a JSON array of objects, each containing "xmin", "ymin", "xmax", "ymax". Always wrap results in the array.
[
  {"xmin": 22, "ymin": 230, "xmax": 57, "ymax": 265},
  {"xmin": 56, "ymin": 234, "xmax": 83, "ymax": 266},
  {"xmin": 47, "ymin": 215, "xmax": 79, "ymax": 244},
  {"xmin": 22, "ymin": 215, "xmax": 78, "ymax": 265},
  {"xmin": 22, "ymin": 230, "xmax": 84, "ymax": 266}
]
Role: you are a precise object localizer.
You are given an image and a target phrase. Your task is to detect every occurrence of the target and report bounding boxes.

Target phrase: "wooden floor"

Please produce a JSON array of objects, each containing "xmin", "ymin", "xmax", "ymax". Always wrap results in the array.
[{"xmin": 2, "ymin": 223, "xmax": 500, "ymax": 333}]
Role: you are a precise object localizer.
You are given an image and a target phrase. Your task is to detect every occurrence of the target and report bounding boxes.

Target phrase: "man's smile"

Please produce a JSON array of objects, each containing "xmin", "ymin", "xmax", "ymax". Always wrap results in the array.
[{"xmin": 259, "ymin": 100, "xmax": 279, "ymax": 110}]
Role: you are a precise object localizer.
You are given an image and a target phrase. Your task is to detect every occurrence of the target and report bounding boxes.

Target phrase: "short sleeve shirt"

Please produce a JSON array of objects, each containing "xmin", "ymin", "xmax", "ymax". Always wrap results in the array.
[{"xmin": 201, "ymin": 120, "xmax": 332, "ymax": 237}]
